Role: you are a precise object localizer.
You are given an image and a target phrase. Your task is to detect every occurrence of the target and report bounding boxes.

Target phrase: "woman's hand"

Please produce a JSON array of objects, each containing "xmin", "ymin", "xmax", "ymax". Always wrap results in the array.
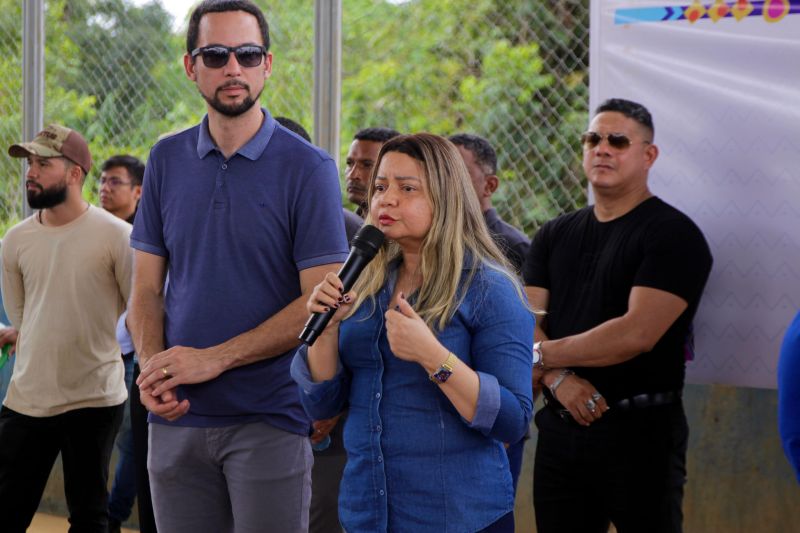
[
  {"xmin": 306, "ymin": 272, "xmax": 357, "ymax": 331},
  {"xmin": 385, "ymin": 292, "xmax": 445, "ymax": 366},
  {"xmin": 552, "ymin": 374, "xmax": 609, "ymax": 426}
]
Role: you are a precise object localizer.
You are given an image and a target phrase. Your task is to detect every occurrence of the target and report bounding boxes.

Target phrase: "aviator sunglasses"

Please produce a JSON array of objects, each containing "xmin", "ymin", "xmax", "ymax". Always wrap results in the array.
[
  {"xmin": 191, "ymin": 45, "xmax": 267, "ymax": 68},
  {"xmin": 580, "ymin": 131, "xmax": 650, "ymax": 150}
]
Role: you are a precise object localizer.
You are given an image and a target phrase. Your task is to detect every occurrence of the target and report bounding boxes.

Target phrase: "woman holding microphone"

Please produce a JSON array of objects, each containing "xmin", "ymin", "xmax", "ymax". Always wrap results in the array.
[{"xmin": 291, "ymin": 133, "xmax": 533, "ymax": 532}]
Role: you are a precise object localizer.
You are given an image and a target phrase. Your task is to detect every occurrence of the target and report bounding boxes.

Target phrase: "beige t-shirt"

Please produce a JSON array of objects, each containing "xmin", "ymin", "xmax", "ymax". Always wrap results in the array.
[{"xmin": 1, "ymin": 205, "xmax": 132, "ymax": 416}]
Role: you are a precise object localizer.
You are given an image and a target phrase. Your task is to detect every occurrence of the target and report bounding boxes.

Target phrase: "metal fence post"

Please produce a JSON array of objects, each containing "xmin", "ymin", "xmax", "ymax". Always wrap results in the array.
[
  {"xmin": 313, "ymin": 0, "xmax": 342, "ymax": 166},
  {"xmin": 22, "ymin": 0, "xmax": 45, "ymax": 219}
]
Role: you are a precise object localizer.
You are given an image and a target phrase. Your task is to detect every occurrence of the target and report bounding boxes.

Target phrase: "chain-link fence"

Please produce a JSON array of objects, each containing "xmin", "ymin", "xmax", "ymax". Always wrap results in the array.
[
  {"xmin": 340, "ymin": 0, "xmax": 590, "ymax": 234},
  {"xmin": 44, "ymin": 0, "xmax": 312, "ymax": 221},
  {"xmin": 0, "ymin": 0, "xmax": 589, "ymax": 239},
  {"xmin": 0, "ymin": 0, "xmax": 314, "ymax": 234},
  {"xmin": 0, "ymin": 2, "xmax": 23, "ymax": 233}
]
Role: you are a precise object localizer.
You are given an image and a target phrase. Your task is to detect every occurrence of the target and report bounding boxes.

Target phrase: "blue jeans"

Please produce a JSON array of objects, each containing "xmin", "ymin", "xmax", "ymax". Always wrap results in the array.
[{"xmin": 108, "ymin": 352, "xmax": 136, "ymax": 523}]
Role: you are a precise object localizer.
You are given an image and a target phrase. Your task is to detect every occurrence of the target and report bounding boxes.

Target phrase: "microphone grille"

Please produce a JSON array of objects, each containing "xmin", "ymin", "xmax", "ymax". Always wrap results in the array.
[{"xmin": 351, "ymin": 224, "xmax": 385, "ymax": 256}]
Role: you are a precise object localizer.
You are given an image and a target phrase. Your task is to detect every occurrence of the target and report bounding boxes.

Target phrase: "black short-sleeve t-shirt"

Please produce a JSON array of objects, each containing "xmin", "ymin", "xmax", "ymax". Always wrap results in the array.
[{"xmin": 523, "ymin": 197, "xmax": 713, "ymax": 401}]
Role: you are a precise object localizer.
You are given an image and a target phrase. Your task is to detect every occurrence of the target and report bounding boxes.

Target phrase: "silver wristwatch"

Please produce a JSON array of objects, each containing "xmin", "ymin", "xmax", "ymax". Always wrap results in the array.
[{"xmin": 533, "ymin": 341, "xmax": 545, "ymax": 369}]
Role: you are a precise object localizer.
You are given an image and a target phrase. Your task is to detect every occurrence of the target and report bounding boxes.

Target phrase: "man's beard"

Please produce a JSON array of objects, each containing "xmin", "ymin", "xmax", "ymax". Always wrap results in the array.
[
  {"xmin": 27, "ymin": 180, "xmax": 68, "ymax": 209},
  {"xmin": 202, "ymin": 81, "xmax": 263, "ymax": 117}
]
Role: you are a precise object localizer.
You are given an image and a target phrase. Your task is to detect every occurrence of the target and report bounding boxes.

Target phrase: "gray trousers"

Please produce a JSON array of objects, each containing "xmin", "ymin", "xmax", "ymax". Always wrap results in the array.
[{"xmin": 148, "ymin": 422, "xmax": 312, "ymax": 533}]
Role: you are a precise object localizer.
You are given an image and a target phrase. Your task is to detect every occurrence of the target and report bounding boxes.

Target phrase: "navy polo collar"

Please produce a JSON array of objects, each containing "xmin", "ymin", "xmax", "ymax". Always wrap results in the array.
[
  {"xmin": 197, "ymin": 108, "xmax": 276, "ymax": 161},
  {"xmin": 483, "ymin": 207, "xmax": 500, "ymax": 225}
]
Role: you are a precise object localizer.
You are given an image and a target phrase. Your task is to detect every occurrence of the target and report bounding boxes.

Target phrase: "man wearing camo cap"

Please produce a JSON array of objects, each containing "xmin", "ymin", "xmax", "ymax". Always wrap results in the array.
[{"xmin": 0, "ymin": 124, "xmax": 134, "ymax": 532}]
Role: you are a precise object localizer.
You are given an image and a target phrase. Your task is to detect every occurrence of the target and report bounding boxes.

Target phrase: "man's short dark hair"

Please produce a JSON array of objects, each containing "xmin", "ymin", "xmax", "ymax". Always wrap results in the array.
[
  {"xmin": 448, "ymin": 133, "xmax": 497, "ymax": 175},
  {"xmin": 275, "ymin": 117, "xmax": 311, "ymax": 142},
  {"xmin": 101, "ymin": 155, "xmax": 145, "ymax": 186},
  {"xmin": 594, "ymin": 98, "xmax": 654, "ymax": 138},
  {"xmin": 187, "ymin": 0, "xmax": 270, "ymax": 54},
  {"xmin": 353, "ymin": 127, "xmax": 401, "ymax": 144}
]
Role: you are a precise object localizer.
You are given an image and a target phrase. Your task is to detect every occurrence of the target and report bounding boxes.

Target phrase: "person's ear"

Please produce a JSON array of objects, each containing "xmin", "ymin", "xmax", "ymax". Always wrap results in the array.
[
  {"xmin": 263, "ymin": 52, "xmax": 273, "ymax": 79},
  {"xmin": 484, "ymin": 174, "xmax": 499, "ymax": 197},
  {"xmin": 643, "ymin": 143, "xmax": 659, "ymax": 170},
  {"xmin": 184, "ymin": 53, "xmax": 197, "ymax": 81},
  {"xmin": 68, "ymin": 164, "xmax": 84, "ymax": 186}
]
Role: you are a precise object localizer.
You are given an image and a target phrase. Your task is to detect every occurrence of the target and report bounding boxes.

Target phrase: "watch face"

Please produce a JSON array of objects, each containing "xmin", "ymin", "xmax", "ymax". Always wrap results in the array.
[
  {"xmin": 533, "ymin": 345, "xmax": 542, "ymax": 364},
  {"xmin": 431, "ymin": 367, "xmax": 453, "ymax": 383}
]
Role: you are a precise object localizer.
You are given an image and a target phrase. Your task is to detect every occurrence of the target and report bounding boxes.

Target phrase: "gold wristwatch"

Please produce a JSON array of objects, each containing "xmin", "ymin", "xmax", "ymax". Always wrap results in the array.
[{"xmin": 429, "ymin": 352, "xmax": 457, "ymax": 384}]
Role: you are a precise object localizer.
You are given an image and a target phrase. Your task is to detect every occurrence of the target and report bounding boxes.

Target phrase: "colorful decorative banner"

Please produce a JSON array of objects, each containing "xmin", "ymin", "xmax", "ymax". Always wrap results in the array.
[
  {"xmin": 615, "ymin": 0, "xmax": 800, "ymax": 24},
  {"xmin": 591, "ymin": 1, "xmax": 800, "ymax": 388}
]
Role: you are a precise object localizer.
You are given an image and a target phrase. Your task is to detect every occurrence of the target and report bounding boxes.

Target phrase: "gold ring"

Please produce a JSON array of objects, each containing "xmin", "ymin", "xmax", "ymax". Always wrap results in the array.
[{"xmin": 162, "ymin": 367, "xmax": 169, "ymax": 376}]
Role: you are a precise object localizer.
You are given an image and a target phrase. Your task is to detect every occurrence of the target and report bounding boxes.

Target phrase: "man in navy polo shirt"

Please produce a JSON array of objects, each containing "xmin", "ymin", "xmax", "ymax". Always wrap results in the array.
[{"xmin": 128, "ymin": 1, "xmax": 349, "ymax": 531}]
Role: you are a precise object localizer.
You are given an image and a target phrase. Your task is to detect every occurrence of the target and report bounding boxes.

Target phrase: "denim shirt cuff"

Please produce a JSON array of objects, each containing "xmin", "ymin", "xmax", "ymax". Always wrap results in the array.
[
  {"xmin": 290, "ymin": 345, "xmax": 344, "ymax": 402},
  {"xmin": 467, "ymin": 371, "xmax": 501, "ymax": 435}
]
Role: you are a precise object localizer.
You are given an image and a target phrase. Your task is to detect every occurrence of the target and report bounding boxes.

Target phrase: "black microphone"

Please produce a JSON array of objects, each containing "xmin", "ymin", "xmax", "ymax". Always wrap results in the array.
[{"xmin": 299, "ymin": 224, "xmax": 385, "ymax": 346}]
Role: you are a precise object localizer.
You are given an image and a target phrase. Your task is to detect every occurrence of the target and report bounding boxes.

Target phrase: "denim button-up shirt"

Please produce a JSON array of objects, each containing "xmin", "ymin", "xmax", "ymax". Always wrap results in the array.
[{"xmin": 291, "ymin": 261, "xmax": 534, "ymax": 532}]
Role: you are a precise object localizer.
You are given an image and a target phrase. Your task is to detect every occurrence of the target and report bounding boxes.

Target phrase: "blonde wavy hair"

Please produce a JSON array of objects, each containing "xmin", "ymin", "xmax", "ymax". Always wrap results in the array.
[{"xmin": 348, "ymin": 132, "xmax": 526, "ymax": 330}]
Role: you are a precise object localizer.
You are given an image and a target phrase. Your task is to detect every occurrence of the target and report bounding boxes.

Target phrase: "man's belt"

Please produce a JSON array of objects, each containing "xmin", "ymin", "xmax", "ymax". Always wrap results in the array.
[
  {"xmin": 545, "ymin": 390, "xmax": 682, "ymax": 422},
  {"xmin": 614, "ymin": 390, "xmax": 681, "ymax": 411}
]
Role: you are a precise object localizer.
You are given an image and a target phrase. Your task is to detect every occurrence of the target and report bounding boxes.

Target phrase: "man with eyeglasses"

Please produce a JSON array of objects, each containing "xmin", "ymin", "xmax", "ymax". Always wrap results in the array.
[
  {"xmin": 97, "ymin": 154, "xmax": 155, "ymax": 533},
  {"xmin": 99, "ymin": 155, "xmax": 143, "ymax": 224},
  {"xmin": 0, "ymin": 124, "xmax": 132, "ymax": 532},
  {"xmin": 523, "ymin": 98, "xmax": 712, "ymax": 531},
  {"xmin": 127, "ymin": 1, "xmax": 348, "ymax": 531}
]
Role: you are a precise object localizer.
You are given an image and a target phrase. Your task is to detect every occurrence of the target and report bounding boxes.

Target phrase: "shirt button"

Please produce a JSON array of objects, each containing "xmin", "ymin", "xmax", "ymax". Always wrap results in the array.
[
  {"xmin": 375, "ymin": 393, "xmax": 381, "ymax": 399},
  {"xmin": 376, "ymin": 425, "xmax": 382, "ymax": 432},
  {"xmin": 379, "ymin": 490, "xmax": 385, "ymax": 496},
  {"xmin": 221, "ymin": 163, "xmax": 228, "ymax": 170},
  {"xmin": 378, "ymin": 456, "xmax": 383, "ymax": 463}
]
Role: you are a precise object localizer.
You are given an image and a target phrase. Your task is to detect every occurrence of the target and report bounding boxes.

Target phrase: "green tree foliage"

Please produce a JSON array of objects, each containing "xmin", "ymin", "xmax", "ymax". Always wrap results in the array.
[
  {"xmin": 340, "ymin": 0, "xmax": 589, "ymax": 230},
  {"xmin": 44, "ymin": 0, "xmax": 198, "ymax": 205},
  {"xmin": 1, "ymin": 0, "xmax": 589, "ymax": 237}
]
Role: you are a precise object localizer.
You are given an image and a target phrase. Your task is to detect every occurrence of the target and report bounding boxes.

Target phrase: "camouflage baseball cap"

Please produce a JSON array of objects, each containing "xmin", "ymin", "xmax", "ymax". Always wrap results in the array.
[{"xmin": 8, "ymin": 123, "xmax": 92, "ymax": 174}]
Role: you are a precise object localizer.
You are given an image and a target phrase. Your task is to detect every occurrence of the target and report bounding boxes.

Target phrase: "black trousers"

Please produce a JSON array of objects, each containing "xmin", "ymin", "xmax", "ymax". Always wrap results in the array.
[
  {"xmin": 0, "ymin": 403, "xmax": 124, "ymax": 533},
  {"xmin": 533, "ymin": 402, "xmax": 688, "ymax": 533},
  {"xmin": 131, "ymin": 363, "xmax": 158, "ymax": 533},
  {"xmin": 310, "ymin": 416, "xmax": 347, "ymax": 533}
]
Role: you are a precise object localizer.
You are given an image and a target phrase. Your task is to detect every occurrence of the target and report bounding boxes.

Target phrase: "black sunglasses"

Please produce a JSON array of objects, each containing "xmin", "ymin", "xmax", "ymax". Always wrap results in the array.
[
  {"xmin": 580, "ymin": 131, "xmax": 649, "ymax": 150},
  {"xmin": 190, "ymin": 45, "xmax": 267, "ymax": 69}
]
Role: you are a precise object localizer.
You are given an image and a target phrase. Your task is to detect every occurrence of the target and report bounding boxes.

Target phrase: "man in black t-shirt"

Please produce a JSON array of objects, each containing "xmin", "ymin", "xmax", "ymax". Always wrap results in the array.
[{"xmin": 523, "ymin": 98, "xmax": 712, "ymax": 532}]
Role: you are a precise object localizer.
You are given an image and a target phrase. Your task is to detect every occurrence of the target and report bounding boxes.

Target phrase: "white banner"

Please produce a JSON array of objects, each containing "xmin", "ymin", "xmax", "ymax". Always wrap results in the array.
[{"xmin": 590, "ymin": 1, "xmax": 800, "ymax": 388}]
